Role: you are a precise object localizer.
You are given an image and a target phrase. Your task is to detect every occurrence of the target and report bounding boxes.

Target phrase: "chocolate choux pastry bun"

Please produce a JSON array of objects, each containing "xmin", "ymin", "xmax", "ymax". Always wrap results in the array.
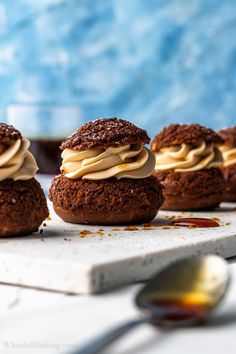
[
  {"xmin": 151, "ymin": 123, "xmax": 224, "ymax": 211},
  {"xmin": 218, "ymin": 126, "xmax": 236, "ymax": 202},
  {"xmin": 49, "ymin": 117, "xmax": 164, "ymax": 225},
  {"xmin": 0, "ymin": 123, "xmax": 48, "ymax": 236}
]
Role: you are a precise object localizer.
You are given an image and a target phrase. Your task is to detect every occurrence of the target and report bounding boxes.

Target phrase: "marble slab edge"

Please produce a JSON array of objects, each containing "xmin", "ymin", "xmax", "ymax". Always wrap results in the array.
[{"xmin": 0, "ymin": 232, "xmax": 235, "ymax": 294}]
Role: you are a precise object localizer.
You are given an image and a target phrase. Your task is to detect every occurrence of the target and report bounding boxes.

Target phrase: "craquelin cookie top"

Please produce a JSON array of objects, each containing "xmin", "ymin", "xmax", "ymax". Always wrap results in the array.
[
  {"xmin": 0, "ymin": 123, "xmax": 22, "ymax": 144},
  {"xmin": 218, "ymin": 126, "xmax": 236, "ymax": 146},
  {"xmin": 151, "ymin": 124, "xmax": 223, "ymax": 152},
  {"xmin": 60, "ymin": 117, "xmax": 150, "ymax": 151}
]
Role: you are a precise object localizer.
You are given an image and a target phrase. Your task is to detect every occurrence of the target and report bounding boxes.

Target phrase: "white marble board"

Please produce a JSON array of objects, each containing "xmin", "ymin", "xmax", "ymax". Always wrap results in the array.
[{"xmin": 0, "ymin": 201, "xmax": 236, "ymax": 294}]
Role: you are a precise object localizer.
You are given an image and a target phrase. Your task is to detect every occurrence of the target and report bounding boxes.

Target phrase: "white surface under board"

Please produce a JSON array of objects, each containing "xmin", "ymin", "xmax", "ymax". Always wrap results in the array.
[{"xmin": 0, "ymin": 201, "xmax": 236, "ymax": 294}]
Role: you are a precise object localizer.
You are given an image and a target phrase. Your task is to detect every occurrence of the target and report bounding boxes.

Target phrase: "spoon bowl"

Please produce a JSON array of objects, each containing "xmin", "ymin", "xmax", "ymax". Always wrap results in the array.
[{"xmin": 136, "ymin": 255, "xmax": 230, "ymax": 327}]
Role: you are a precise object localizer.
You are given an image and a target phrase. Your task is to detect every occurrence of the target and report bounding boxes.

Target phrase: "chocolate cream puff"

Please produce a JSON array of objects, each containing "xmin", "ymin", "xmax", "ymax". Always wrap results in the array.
[
  {"xmin": 151, "ymin": 124, "xmax": 224, "ymax": 211},
  {"xmin": 49, "ymin": 118, "xmax": 164, "ymax": 225},
  {"xmin": 218, "ymin": 126, "xmax": 236, "ymax": 202},
  {"xmin": 0, "ymin": 123, "xmax": 48, "ymax": 236}
]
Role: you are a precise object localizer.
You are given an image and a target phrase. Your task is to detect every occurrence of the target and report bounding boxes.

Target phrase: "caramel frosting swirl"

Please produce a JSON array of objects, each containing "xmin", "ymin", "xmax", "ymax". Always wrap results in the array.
[
  {"xmin": 155, "ymin": 141, "xmax": 223, "ymax": 172},
  {"xmin": 219, "ymin": 145, "xmax": 236, "ymax": 167},
  {"xmin": 0, "ymin": 138, "xmax": 38, "ymax": 182},
  {"xmin": 61, "ymin": 144, "xmax": 155, "ymax": 180}
]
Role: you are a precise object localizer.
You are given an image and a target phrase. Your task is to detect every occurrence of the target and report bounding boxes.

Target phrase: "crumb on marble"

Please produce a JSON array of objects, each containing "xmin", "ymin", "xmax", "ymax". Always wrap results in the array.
[
  {"xmin": 124, "ymin": 225, "xmax": 138, "ymax": 231},
  {"xmin": 212, "ymin": 217, "xmax": 220, "ymax": 222},
  {"xmin": 80, "ymin": 230, "xmax": 93, "ymax": 238}
]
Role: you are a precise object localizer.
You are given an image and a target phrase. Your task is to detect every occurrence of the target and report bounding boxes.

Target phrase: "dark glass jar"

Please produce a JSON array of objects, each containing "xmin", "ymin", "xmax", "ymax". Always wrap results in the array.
[{"xmin": 7, "ymin": 104, "xmax": 81, "ymax": 175}]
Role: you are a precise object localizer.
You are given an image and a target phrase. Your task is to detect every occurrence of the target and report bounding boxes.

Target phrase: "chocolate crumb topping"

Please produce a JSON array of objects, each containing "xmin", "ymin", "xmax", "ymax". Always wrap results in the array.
[
  {"xmin": 151, "ymin": 124, "xmax": 223, "ymax": 152},
  {"xmin": 0, "ymin": 123, "xmax": 22, "ymax": 144},
  {"xmin": 60, "ymin": 117, "xmax": 150, "ymax": 151},
  {"xmin": 218, "ymin": 126, "xmax": 236, "ymax": 146}
]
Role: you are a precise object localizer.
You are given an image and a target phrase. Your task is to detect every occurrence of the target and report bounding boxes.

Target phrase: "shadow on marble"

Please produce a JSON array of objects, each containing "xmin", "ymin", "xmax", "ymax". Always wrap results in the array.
[
  {"xmin": 108, "ymin": 330, "xmax": 170, "ymax": 354},
  {"xmin": 112, "ymin": 308, "xmax": 236, "ymax": 354},
  {"xmin": 208, "ymin": 306, "xmax": 236, "ymax": 328},
  {"xmin": 3, "ymin": 229, "xmax": 63, "ymax": 242}
]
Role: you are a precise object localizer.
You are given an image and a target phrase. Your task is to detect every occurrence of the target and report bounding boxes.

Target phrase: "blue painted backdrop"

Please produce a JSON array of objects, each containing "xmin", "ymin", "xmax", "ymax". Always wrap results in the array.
[{"xmin": 0, "ymin": 0, "xmax": 235, "ymax": 136}]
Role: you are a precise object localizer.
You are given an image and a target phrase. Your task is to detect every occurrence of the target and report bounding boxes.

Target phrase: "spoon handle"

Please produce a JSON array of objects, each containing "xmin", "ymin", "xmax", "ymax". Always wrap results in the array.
[{"xmin": 69, "ymin": 318, "xmax": 147, "ymax": 354}]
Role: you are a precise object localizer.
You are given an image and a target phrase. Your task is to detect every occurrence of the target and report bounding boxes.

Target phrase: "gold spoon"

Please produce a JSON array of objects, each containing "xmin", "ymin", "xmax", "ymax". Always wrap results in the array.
[{"xmin": 69, "ymin": 255, "xmax": 230, "ymax": 354}]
